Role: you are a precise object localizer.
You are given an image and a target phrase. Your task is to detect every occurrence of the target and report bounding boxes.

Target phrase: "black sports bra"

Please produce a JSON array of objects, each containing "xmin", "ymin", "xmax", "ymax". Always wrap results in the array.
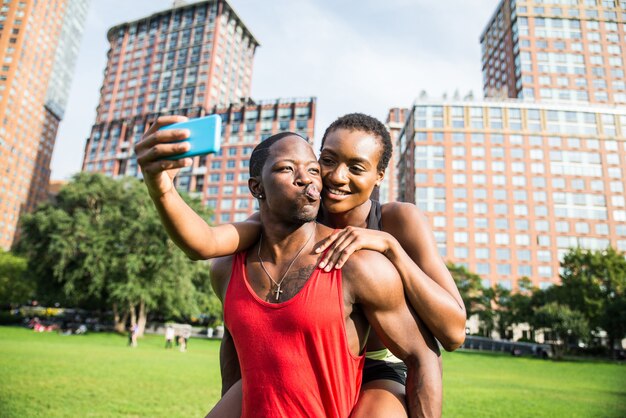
[{"xmin": 366, "ymin": 199, "xmax": 383, "ymax": 231}]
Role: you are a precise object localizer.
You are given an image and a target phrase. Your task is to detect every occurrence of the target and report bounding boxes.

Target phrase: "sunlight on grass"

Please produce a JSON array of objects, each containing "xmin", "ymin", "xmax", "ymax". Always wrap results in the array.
[{"xmin": 1, "ymin": 326, "xmax": 624, "ymax": 417}]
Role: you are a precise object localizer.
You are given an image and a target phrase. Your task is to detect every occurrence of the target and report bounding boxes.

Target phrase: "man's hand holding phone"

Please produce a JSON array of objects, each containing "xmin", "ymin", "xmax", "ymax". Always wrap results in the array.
[
  {"xmin": 135, "ymin": 115, "xmax": 193, "ymax": 199},
  {"xmin": 135, "ymin": 114, "xmax": 221, "ymax": 199}
]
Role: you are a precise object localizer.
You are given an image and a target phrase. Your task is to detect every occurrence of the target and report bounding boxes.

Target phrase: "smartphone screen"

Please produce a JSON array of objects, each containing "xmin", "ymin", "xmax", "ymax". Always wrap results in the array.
[{"xmin": 159, "ymin": 114, "xmax": 222, "ymax": 160}]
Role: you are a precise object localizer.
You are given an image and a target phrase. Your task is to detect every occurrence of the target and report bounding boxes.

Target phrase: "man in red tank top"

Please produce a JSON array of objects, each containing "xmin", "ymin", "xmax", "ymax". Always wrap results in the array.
[
  {"xmin": 206, "ymin": 134, "xmax": 437, "ymax": 418},
  {"xmin": 135, "ymin": 117, "xmax": 438, "ymax": 418}
]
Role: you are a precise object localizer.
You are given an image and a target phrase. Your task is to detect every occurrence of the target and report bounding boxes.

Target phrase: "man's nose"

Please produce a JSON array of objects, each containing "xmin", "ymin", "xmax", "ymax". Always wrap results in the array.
[{"xmin": 295, "ymin": 167, "xmax": 313, "ymax": 186}]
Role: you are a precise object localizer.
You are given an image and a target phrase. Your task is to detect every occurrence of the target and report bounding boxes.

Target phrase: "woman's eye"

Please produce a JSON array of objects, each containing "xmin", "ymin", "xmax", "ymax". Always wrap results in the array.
[
  {"xmin": 279, "ymin": 166, "xmax": 293, "ymax": 172},
  {"xmin": 320, "ymin": 157, "xmax": 334, "ymax": 165},
  {"xmin": 309, "ymin": 168, "xmax": 320, "ymax": 174},
  {"xmin": 351, "ymin": 166, "xmax": 365, "ymax": 173}
]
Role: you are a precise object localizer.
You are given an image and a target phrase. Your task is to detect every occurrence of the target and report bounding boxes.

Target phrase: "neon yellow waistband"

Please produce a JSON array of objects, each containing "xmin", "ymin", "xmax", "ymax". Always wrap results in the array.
[{"xmin": 365, "ymin": 348, "xmax": 403, "ymax": 363}]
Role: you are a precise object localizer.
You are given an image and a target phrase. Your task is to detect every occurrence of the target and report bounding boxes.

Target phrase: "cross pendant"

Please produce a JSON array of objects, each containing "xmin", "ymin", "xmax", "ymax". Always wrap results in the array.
[{"xmin": 274, "ymin": 284, "xmax": 283, "ymax": 301}]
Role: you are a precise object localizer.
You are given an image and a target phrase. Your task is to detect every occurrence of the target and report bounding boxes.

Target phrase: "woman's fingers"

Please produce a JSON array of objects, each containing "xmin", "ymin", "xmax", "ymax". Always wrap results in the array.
[
  {"xmin": 333, "ymin": 242, "xmax": 361, "ymax": 270},
  {"xmin": 315, "ymin": 230, "xmax": 343, "ymax": 254},
  {"xmin": 323, "ymin": 236, "xmax": 359, "ymax": 272},
  {"xmin": 317, "ymin": 232, "xmax": 349, "ymax": 268}
]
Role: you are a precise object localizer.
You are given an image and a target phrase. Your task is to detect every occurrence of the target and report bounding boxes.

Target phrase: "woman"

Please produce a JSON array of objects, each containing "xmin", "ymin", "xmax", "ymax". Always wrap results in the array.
[
  {"xmin": 312, "ymin": 113, "xmax": 466, "ymax": 416},
  {"xmin": 136, "ymin": 113, "xmax": 466, "ymax": 417}
]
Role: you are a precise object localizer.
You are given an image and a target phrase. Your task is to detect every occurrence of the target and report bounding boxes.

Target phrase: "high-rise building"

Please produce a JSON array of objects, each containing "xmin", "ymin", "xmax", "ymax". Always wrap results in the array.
[
  {"xmin": 0, "ymin": 0, "xmax": 90, "ymax": 250},
  {"xmin": 81, "ymin": 0, "xmax": 315, "ymax": 222},
  {"xmin": 381, "ymin": 107, "xmax": 408, "ymax": 203},
  {"xmin": 396, "ymin": 99, "xmax": 626, "ymax": 289},
  {"xmin": 93, "ymin": 0, "xmax": 258, "ymax": 128},
  {"xmin": 194, "ymin": 97, "xmax": 316, "ymax": 223},
  {"xmin": 83, "ymin": 97, "xmax": 316, "ymax": 223},
  {"xmin": 481, "ymin": 0, "xmax": 626, "ymax": 104}
]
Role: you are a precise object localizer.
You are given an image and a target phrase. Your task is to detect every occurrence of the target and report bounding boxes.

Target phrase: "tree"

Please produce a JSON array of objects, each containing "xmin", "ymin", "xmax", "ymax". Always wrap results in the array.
[
  {"xmin": 533, "ymin": 302, "xmax": 589, "ymax": 359},
  {"xmin": 508, "ymin": 277, "xmax": 537, "ymax": 340},
  {"xmin": 488, "ymin": 284, "xmax": 515, "ymax": 340},
  {"xmin": 447, "ymin": 262, "xmax": 488, "ymax": 318},
  {"xmin": 0, "ymin": 250, "xmax": 32, "ymax": 306},
  {"xmin": 558, "ymin": 247, "xmax": 626, "ymax": 354},
  {"xmin": 17, "ymin": 173, "xmax": 217, "ymax": 336},
  {"xmin": 447, "ymin": 263, "xmax": 494, "ymax": 336}
]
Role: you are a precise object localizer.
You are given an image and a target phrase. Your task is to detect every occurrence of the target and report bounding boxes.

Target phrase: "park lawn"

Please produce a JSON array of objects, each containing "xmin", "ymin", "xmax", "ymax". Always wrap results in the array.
[
  {"xmin": 443, "ymin": 350, "xmax": 625, "ymax": 418},
  {"xmin": 0, "ymin": 326, "xmax": 624, "ymax": 418},
  {"xmin": 0, "ymin": 326, "xmax": 222, "ymax": 417}
]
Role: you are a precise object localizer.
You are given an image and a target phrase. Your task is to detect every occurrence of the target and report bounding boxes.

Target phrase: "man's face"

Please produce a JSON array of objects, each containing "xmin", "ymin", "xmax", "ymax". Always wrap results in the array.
[{"xmin": 258, "ymin": 136, "xmax": 322, "ymax": 225}]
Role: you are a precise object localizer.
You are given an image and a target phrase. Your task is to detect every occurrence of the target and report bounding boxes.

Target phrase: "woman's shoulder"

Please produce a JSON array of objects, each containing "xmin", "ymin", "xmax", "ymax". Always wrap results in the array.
[
  {"xmin": 380, "ymin": 201, "xmax": 431, "ymax": 243},
  {"xmin": 380, "ymin": 201, "xmax": 421, "ymax": 222}
]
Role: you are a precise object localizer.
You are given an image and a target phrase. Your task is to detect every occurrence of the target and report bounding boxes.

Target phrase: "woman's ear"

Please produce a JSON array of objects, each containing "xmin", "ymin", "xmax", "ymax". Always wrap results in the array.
[{"xmin": 375, "ymin": 170, "xmax": 385, "ymax": 188}]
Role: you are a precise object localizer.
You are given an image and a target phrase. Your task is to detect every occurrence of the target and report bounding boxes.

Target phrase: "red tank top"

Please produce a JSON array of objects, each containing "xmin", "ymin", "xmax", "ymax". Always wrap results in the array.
[{"xmin": 224, "ymin": 251, "xmax": 364, "ymax": 418}]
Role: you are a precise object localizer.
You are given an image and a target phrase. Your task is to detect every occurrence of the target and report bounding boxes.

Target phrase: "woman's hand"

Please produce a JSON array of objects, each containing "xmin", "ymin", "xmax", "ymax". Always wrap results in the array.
[{"xmin": 315, "ymin": 226, "xmax": 394, "ymax": 271}]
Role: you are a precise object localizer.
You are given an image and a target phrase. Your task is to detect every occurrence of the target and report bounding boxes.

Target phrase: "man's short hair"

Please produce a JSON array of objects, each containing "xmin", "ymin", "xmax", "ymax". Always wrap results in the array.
[
  {"xmin": 249, "ymin": 132, "xmax": 307, "ymax": 177},
  {"xmin": 320, "ymin": 113, "xmax": 392, "ymax": 172}
]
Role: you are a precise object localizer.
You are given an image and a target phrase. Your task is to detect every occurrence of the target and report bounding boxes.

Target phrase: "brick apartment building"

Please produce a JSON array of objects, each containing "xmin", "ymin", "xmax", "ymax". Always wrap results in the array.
[
  {"xmin": 0, "ymin": 0, "xmax": 89, "ymax": 249},
  {"xmin": 394, "ymin": 0, "xmax": 626, "ymax": 288},
  {"xmin": 81, "ymin": 0, "xmax": 316, "ymax": 222}
]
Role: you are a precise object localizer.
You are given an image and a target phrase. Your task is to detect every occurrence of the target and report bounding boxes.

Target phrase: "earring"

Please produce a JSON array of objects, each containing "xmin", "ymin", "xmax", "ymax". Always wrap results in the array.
[{"xmin": 258, "ymin": 194, "xmax": 264, "ymax": 199}]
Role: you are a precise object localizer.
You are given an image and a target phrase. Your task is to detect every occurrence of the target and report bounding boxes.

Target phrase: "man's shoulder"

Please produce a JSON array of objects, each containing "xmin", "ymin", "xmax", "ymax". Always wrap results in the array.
[
  {"xmin": 341, "ymin": 250, "xmax": 400, "ymax": 306},
  {"xmin": 341, "ymin": 251, "xmax": 397, "ymax": 288}
]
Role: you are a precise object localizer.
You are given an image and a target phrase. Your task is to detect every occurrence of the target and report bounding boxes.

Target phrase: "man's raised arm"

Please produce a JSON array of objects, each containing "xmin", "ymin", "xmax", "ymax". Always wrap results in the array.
[
  {"xmin": 135, "ymin": 116, "xmax": 260, "ymax": 259},
  {"xmin": 343, "ymin": 252, "xmax": 442, "ymax": 418}
]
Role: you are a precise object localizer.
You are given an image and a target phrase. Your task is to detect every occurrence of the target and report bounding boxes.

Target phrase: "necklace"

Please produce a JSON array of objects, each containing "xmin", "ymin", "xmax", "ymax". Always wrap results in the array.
[{"xmin": 257, "ymin": 224, "xmax": 316, "ymax": 301}]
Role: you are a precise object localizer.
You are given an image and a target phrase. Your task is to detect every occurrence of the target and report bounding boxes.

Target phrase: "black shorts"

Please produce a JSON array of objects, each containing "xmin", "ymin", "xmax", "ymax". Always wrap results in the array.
[{"xmin": 362, "ymin": 357, "xmax": 407, "ymax": 386}]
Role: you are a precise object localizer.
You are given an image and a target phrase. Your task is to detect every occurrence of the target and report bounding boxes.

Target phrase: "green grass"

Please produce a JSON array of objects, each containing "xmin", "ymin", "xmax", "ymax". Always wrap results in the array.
[
  {"xmin": 1, "ymin": 326, "xmax": 624, "ymax": 417},
  {"xmin": 442, "ymin": 350, "xmax": 625, "ymax": 418},
  {"xmin": 0, "ymin": 326, "xmax": 221, "ymax": 417}
]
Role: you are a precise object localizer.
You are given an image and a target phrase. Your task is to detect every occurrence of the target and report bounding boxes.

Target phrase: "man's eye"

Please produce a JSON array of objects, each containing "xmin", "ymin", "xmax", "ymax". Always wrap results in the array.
[
  {"xmin": 320, "ymin": 158, "xmax": 334, "ymax": 165},
  {"xmin": 309, "ymin": 168, "xmax": 320, "ymax": 174}
]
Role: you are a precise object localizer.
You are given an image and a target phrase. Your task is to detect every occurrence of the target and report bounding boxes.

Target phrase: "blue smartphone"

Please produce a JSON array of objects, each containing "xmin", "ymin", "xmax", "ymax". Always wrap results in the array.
[{"xmin": 159, "ymin": 114, "xmax": 222, "ymax": 160}]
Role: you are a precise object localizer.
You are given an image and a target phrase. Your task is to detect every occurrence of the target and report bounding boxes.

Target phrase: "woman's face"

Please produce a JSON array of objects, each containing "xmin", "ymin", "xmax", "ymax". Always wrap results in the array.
[{"xmin": 319, "ymin": 128, "xmax": 384, "ymax": 214}]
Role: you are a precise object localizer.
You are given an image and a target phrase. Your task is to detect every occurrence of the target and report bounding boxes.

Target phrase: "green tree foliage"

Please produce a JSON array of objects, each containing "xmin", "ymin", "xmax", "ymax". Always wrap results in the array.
[
  {"xmin": 509, "ymin": 278, "xmax": 535, "ymax": 324},
  {"xmin": 447, "ymin": 262, "xmax": 487, "ymax": 318},
  {"xmin": 447, "ymin": 262, "xmax": 495, "ymax": 336},
  {"xmin": 16, "ymin": 173, "xmax": 220, "ymax": 335},
  {"xmin": 0, "ymin": 250, "xmax": 32, "ymax": 306},
  {"xmin": 450, "ymin": 248, "xmax": 625, "ymax": 356},
  {"xmin": 556, "ymin": 247, "xmax": 626, "ymax": 353},
  {"xmin": 486, "ymin": 285, "xmax": 515, "ymax": 340},
  {"xmin": 533, "ymin": 302, "xmax": 589, "ymax": 359}
]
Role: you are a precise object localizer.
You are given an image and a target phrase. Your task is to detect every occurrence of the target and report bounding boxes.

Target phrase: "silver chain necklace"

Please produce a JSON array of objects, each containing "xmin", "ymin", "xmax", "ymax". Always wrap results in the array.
[{"xmin": 257, "ymin": 225, "xmax": 316, "ymax": 301}]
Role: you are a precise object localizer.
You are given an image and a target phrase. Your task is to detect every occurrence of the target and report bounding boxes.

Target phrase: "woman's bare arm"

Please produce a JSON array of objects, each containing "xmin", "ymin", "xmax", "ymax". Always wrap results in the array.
[
  {"xmin": 381, "ymin": 202, "xmax": 466, "ymax": 350},
  {"xmin": 316, "ymin": 202, "xmax": 466, "ymax": 350}
]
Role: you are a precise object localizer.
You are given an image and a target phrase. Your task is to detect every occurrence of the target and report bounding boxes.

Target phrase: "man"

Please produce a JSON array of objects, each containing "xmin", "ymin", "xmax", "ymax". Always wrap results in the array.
[{"xmin": 136, "ymin": 117, "xmax": 439, "ymax": 417}]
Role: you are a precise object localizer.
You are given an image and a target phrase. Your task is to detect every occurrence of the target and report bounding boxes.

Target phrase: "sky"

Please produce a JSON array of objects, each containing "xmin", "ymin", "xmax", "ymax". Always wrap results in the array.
[{"xmin": 51, "ymin": 0, "xmax": 497, "ymax": 180}]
